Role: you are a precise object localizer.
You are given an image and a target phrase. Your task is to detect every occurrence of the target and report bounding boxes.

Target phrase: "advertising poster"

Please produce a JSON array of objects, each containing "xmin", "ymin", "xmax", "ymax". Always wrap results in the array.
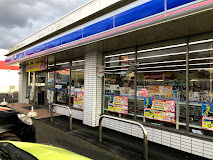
[
  {"xmin": 120, "ymin": 55, "xmax": 129, "ymax": 71},
  {"xmin": 144, "ymin": 98, "xmax": 175, "ymax": 123},
  {"xmin": 73, "ymin": 92, "xmax": 84, "ymax": 109},
  {"xmin": 147, "ymin": 86, "xmax": 160, "ymax": 98},
  {"xmin": 108, "ymin": 95, "xmax": 128, "ymax": 114},
  {"xmin": 147, "ymin": 85, "xmax": 173, "ymax": 99},
  {"xmin": 144, "ymin": 108, "xmax": 154, "ymax": 119},
  {"xmin": 159, "ymin": 86, "xmax": 173, "ymax": 99},
  {"xmin": 201, "ymin": 103, "xmax": 213, "ymax": 131},
  {"xmin": 141, "ymin": 89, "xmax": 148, "ymax": 97}
]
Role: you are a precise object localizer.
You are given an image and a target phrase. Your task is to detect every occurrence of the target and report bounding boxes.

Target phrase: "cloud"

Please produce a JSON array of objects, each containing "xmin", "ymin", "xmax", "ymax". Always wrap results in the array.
[{"xmin": 0, "ymin": 0, "xmax": 88, "ymax": 49}]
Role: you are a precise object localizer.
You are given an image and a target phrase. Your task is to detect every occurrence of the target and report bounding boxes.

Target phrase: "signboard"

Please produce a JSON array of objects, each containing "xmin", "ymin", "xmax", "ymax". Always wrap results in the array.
[
  {"xmin": 202, "ymin": 103, "xmax": 213, "ymax": 131},
  {"xmin": 108, "ymin": 95, "xmax": 128, "ymax": 114},
  {"xmin": 144, "ymin": 98, "xmax": 175, "ymax": 123},
  {"xmin": 73, "ymin": 92, "xmax": 84, "ymax": 109},
  {"xmin": 120, "ymin": 55, "xmax": 129, "ymax": 72},
  {"xmin": 26, "ymin": 62, "xmax": 46, "ymax": 72},
  {"xmin": 97, "ymin": 66, "xmax": 105, "ymax": 78},
  {"xmin": 144, "ymin": 72, "xmax": 173, "ymax": 80}
]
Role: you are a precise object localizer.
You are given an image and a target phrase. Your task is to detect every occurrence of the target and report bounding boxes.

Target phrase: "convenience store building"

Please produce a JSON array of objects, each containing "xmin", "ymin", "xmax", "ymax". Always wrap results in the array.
[{"xmin": 5, "ymin": 0, "xmax": 213, "ymax": 159}]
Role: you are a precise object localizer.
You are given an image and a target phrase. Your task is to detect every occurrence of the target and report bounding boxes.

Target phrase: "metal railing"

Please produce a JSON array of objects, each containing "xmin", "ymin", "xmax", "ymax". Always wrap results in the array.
[
  {"xmin": 6, "ymin": 93, "xmax": 14, "ymax": 106},
  {"xmin": 50, "ymin": 103, "xmax": 72, "ymax": 130},
  {"xmin": 99, "ymin": 115, "xmax": 148, "ymax": 160}
]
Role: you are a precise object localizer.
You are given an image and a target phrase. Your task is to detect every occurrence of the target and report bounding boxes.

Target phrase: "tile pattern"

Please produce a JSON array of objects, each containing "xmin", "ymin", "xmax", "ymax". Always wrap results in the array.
[
  {"xmin": 102, "ymin": 118, "xmax": 213, "ymax": 160},
  {"xmin": 83, "ymin": 51, "xmax": 103, "ymax": 127}
]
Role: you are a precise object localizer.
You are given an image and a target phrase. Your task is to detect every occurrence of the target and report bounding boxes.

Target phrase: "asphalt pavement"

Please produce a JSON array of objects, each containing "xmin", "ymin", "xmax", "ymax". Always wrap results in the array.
[{"xmin": 33, "ymin": 116, "xmax": 210, "ymax": 160}]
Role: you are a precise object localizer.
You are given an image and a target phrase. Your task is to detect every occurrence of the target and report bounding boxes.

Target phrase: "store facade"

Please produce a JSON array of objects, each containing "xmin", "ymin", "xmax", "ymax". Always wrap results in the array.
[{"xmin": 5, "ymin": 0, "xmax": 213, "ymax": 159}]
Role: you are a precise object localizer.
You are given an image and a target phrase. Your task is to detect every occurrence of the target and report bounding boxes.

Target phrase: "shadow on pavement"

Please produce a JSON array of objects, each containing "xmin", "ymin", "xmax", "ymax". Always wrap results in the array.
[{"xmin": 39, "ymin": 115, "xmax": 209, "ymax": 160}]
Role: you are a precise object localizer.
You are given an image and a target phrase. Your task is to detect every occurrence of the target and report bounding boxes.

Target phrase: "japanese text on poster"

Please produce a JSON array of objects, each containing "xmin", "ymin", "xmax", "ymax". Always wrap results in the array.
[
  {"xmin": 147, "ymin": 85, "xmax": 173, "ymax": 99},
  {"xmin": 73, "ymin": 92, "xmax": 84, "ymax": 109},
  {"xmin": 108, "ymin": 95, "xmax": 128, "ymax": 114},
  {"xmin": 202, "ymin": 103, "xmax": 213, "ymax": 131},
  {"xmin": 144, "ymin": 98, "xmax": 175, "ymax": 123}
]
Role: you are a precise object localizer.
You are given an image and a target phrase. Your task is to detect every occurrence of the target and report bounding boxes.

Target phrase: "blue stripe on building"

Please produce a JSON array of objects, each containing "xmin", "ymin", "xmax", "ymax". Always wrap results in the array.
[{"xmin": 6, "ymin": 0, "xmax": 198, "ymax": 63}]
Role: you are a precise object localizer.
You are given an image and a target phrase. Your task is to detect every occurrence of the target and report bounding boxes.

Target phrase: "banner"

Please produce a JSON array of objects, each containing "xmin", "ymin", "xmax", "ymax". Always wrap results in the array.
[
  {"xmin": 202, "ymin": 103, "xmax": 213, "ymax": 131},
  {"xmin": 73, "ymin": 92, "xmax": 84, "ymax": 109},
  {"xmin": 26, "ymin": 62, "xmax": 46, "ymax": 72},
  {"xmin": 144, "ymin": 98, "xmax": 175, "ymax": 123},
  {"xmin": 108, "ymin": 95, "xmax": 128, "ymax": 114}
]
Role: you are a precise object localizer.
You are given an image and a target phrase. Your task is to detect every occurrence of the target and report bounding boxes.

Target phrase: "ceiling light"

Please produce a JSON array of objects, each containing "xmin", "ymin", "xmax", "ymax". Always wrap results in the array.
[
  {"xmin": 138, "ymin": 43, "xmax": 187, "ymax": 53},
  {"xmin": 137, "ymin": 52, "xmax": 186, "ymax": 60},
  {"xmin": 105, "ymin": 51, "xmax": 135, "ymax": 58},
  {"xmin": 189, "ymin": 39, "xmax": 213, "ymax": 45}
]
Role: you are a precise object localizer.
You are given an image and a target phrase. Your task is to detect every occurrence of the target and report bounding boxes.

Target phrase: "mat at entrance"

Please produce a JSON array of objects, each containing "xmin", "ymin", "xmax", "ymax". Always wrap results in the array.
[{"xmin": 23, "ymin": 106, "xmax": 42, "ymax": 110}]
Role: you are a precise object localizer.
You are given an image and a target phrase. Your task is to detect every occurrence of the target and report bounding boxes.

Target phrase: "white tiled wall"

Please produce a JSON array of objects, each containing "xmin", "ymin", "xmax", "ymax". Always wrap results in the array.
[
  {"xmin": 83, "ymin": 51, "xmax": 103, "ymax": 127},
  {"xmin": 54, "ymin": 106, "xmax": 83, "ymax": 120},
  {"xmin": 102, "ymin": 118, "xmax": 213, "ymax": 160}
]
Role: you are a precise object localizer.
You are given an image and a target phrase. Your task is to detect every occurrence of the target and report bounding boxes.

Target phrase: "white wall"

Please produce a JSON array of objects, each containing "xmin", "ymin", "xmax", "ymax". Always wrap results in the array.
[{"xmin": 0, "ymin": 49, "xmax": 19, "ymax": 93}]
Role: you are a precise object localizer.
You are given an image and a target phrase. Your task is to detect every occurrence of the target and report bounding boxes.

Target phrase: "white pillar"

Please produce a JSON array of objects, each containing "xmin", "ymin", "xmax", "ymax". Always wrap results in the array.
[
  {"xmin": 83, "ymin": 51, "xmax": 103, "ymax": 127},
  {"xmin": 18, "ymin": 65, "xmax": 28, "ymax": 103}
]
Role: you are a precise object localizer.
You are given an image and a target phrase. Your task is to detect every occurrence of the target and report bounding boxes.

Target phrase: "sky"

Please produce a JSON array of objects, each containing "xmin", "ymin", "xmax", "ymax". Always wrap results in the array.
[{"xmin": 0, "ymin": 0, "xmax": 89, "ymax": 50}]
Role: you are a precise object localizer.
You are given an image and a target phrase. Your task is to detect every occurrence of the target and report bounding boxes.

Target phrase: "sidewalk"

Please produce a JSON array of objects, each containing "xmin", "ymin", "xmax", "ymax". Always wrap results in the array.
[
  {"xmin": 39, "ymin": 115, "xmax": 209, "ymax": 160},
  {"xmin": 7, "ymin": 103, "xmax": 60, "ymax": 119}
]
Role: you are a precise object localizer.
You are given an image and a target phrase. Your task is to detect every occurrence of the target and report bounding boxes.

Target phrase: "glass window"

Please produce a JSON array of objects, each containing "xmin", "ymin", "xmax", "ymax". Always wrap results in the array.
[
  {"xmin": 35, "ymin": 72, "xmax": 46, "ymax": 105},
  {"xmin": 27, "ymin": 72, "xmax": 35, "ymax": 104},
  {"xmin": 189, "ymin": 38, "xmax": 213, "ymax": 136},
  {"xmin": 104, "ymin": 50, "xmax": 135, "ymax": 119},
  {"xmin": 70, "ymin": 69, "xmax": 84, "ymax": 109},
  {"xmin": 55, "ymin": 69, "xmax": 70, "ymax": 105},
  {"xmin": 137, "ymin": 39, "xmax": 186, "ymax": 130},
  {"xmin": 47, "ymin": 71, "xmax": 55, "ymax": 105}
]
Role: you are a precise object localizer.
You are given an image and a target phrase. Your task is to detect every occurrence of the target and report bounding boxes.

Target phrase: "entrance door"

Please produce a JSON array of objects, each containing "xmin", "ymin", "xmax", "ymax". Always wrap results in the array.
[{"xmin": 35, "ymin": 72, "xmax": 46, "ymax": 107}]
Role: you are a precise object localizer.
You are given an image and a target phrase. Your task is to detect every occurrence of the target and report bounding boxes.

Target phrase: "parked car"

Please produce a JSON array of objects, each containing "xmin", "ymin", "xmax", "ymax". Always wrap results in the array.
[
  {"xmin": 0, "ymin": 141, "xmax": 91, "ymax": 160},
  {"xmin": 0, "ymin": 106, "xmax": 36, "ymax": 142}
]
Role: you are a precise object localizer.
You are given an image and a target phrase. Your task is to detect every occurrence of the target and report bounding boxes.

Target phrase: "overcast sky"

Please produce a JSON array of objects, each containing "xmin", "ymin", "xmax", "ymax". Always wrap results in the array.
[{"xmin": 0, "ymin": 0, "xmax": 89, "ymax": 49}]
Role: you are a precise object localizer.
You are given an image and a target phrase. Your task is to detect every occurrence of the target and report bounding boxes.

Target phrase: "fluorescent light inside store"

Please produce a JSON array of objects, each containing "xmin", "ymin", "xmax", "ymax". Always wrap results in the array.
[
  {"xmin": 138, "ymin": 43, "xmax": 187, "ymax": 53},
  {"xmin": 73, "ymin": 60, "xmax": 85, "ymax": 63},
  {"xmin": 189, "ymin": 39, "xmax": 213, "ymax": 45},
  {"xmin": 105, "ymin": 51, "xmax": 135, "ymax": 58},
  {"xmin": 137, "ymin": 52, "xmax": 186, "ymax": 60},
  {"xmin": 139, "ymin": 59, "xmax": 186, "ymax": 66},
  {"xmin": 189, "ymin": 48, "xmax": 213, "ymax": 53},
  {"xmin": 138, "ymin": 64, "xmax": 186, "ymax": 70},
  {"xmin": 105, "ymin": 65, "xmax": 130, "ymax": 69}
]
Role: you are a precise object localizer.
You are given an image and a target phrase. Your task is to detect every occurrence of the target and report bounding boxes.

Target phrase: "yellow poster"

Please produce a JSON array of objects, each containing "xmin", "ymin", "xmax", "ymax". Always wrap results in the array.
[
  {"xmin": 154, "ymin": 111, "xmax": 165, "ymax": 121},
  {"xmin": 151, "ymin": 99, "xmax": 166, "ymax": 111},
  {"xmin": 144, "ymin": 109, "xmax": 154, "ymax": 119}
]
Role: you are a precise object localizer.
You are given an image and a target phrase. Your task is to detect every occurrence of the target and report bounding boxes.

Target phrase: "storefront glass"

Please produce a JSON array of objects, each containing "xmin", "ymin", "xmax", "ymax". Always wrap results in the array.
[
  {"xmin": 55, "ymin": 69, "xmax": 70, "ymax": 105},
  {"xmin": 70, "ymin": 69, "xmax": 84, "ymax": 109},
  {"xmin": 35, "ymin": 72, "xmax": 46, "ymax": 106},
  {"xmin": 104, "ymin": 50, "xmax": 135, "ymax": 118},
  {"xmin": 104, "ymin": 38, "xmax": 187, "ymax": 130},
  {"xmin": 27, "ymin": 72, "xmax": 35, "ymax": 104},
  {"xmin": 47, "ymin": 71, "xmax": 54, "ymax": 106},
  {"xmin": 137, "ymin": 39, "xmax": 187, "ymax": 130},
  {"xmin": 189, "ymin": 37, "xmax": 213, "ymax": 136}
]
